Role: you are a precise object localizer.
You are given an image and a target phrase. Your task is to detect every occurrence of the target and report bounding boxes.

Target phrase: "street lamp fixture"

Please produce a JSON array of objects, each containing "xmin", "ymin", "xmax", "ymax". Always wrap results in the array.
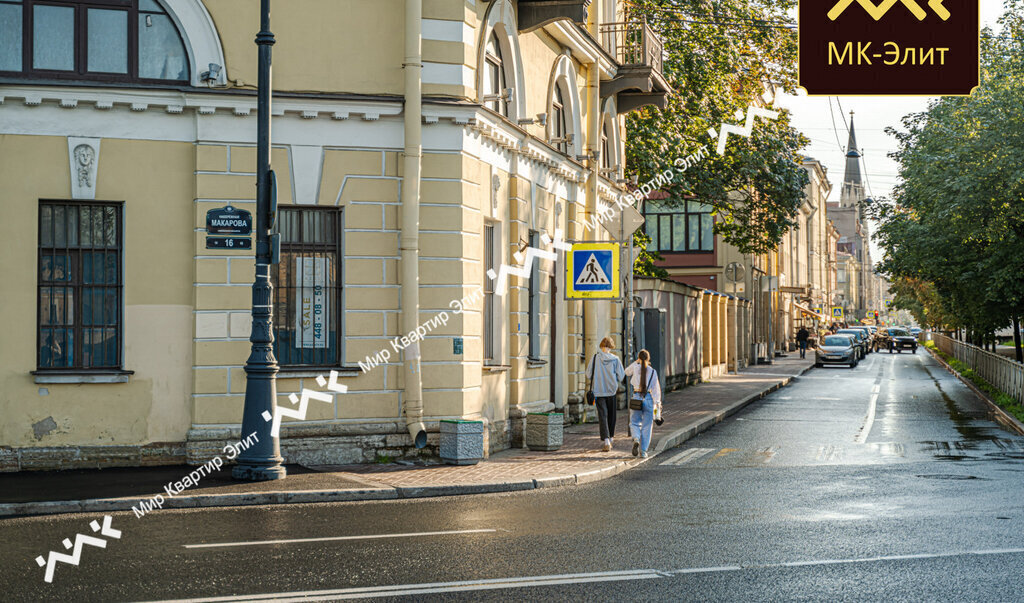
[{"xmin": 233, "ymin": 0, "xmax": 286, "ymax": 481}]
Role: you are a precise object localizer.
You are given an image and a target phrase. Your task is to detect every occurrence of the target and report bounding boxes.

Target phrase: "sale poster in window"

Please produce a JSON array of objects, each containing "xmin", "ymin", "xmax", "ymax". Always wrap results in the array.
[{"xmin": 295, "ymin": 257, "xmax": 331, "ymax": 349}]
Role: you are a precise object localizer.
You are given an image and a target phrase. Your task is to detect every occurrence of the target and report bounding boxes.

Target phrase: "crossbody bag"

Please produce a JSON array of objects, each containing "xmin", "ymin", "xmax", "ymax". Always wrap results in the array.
[{"xmin": 629, "ymin": 369, "xmax": 655, "ymax": 411}]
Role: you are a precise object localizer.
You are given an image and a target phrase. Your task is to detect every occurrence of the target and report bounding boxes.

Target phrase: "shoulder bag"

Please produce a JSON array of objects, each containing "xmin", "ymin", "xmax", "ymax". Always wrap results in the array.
[
  {"xmin": 629, "ymin": 369, "xmax": 654, "ymax": 411},
  {"xmin": 585, "ymin": 355, "xmax": 596, "ymax": 405}
]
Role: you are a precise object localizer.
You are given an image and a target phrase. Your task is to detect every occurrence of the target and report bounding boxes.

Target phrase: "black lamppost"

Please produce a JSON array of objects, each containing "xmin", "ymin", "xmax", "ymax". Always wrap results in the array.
[{"xmin": 233, "ymin": 0, "xmax": 286, "ymax": 481}]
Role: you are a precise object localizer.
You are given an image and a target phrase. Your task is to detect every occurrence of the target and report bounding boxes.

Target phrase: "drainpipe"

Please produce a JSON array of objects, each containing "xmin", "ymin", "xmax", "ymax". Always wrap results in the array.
[
  {"xmin": 401, "ymin": 0, "xmax": 426, "ymax": 448},
  {"xmin": 583, "ymin": 1, "xmax": 600, "ymax": 365}
]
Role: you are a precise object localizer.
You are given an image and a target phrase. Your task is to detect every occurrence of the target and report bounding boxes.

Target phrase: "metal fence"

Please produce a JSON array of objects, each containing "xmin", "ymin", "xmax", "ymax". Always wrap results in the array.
[{"xmin": 933, "ymin": 333, "xmax": 1024, "ymax": 405}]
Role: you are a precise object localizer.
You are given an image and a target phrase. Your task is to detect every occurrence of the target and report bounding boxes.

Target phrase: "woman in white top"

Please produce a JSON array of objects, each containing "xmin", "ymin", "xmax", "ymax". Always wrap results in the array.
[{"xmin": 624, "ymin": 349, "xmax": 661, "ymax": 458}]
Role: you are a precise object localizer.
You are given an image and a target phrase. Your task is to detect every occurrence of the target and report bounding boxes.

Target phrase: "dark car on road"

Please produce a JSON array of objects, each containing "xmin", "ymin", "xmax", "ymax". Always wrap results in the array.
[
  {"xmin": 880, "ymin": 327, "xmax": 918, "ymax": 353},
  {"xmin": 848, "ymin": 326, "xmax": 877, "ymax": 353},
  {"xmin": 815, "ymin": 334, "xmax": 859, "ymax": 368},
  {"xmin": 836, "ymin": 329, "xmax": 869, "ymax": 360}
]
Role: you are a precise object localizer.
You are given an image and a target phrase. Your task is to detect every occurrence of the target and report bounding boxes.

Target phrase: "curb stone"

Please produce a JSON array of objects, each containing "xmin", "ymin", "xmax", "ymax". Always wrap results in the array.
[
  {"xmin": 924, "ymin": 346, "xmax": 1024, "ymax": 436},
  {"xmin": 0, "ymin": 367, "xmax": 809, "ymax": 518}
]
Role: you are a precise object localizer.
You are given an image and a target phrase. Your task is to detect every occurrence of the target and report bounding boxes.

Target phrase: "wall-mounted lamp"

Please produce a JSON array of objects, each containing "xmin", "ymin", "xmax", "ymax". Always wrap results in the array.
[
  {"xmin": 200, "ymin": 63, "xmax": 222, "ymax": 84},
  {"xmin": 551, "ymin": 133, "xmax": 575, "ymax": 147},
  {"xmin": 518, "ymin": 113, "xmax": 547, "ymax": 127},
  {"xmin": 483, "ymin": 87, "xmax": 515, "ymax": 103}
]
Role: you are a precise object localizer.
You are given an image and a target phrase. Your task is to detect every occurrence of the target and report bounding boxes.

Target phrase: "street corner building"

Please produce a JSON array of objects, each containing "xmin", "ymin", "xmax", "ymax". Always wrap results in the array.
[{"xmin": 0, "ymin": 0, "xmax": 671, "ymax": 471}]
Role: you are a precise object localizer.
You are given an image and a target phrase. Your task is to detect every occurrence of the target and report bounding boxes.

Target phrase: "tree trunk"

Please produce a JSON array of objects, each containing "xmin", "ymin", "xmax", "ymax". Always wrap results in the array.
[{"xmin": 1013, "ymin": 316, "xmax": 1022, "ymax": 364}]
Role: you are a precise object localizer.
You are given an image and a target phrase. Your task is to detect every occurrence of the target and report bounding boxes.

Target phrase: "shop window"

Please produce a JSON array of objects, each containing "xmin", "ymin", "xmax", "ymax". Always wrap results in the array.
[
  {"xmin": 643, "ymin": 199, "xmax": 715, "ymax": 252},
  {"xmin": 37, "ymin": 201, "xmax": 123, "ymax": 370},
  {"xmin": 1, "ymin": 0, "xmax": 188, "ymax": 83},
  {"xmin": 271, "ymin": 207, "xmax": 343, "ymax": 368}
]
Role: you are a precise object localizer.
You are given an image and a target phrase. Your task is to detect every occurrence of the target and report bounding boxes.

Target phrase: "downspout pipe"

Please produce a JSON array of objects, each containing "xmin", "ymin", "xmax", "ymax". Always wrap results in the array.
[
  {"xmin": 402, "ymin": 0, "xmax": 427, "ymax": 448},
  {"xmin": 583, "ymin": 1, "xmax": 600, "ymax": 366}
]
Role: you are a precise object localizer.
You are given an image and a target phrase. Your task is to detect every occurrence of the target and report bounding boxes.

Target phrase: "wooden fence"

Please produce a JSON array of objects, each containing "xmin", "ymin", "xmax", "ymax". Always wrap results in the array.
[{"xmin": 933, "ymin": 333, "xmax": 1024, "ymax": 405}]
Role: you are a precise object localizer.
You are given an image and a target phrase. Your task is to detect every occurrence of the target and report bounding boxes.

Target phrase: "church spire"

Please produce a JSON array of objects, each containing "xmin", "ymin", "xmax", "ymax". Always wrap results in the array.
[
  {"xmin": 840, "ymin": 111, "xmax": 864, "ymax": 208},
  {"xmin": 843, "ymin": 112, "xmax": 862, "ymax": 186}
]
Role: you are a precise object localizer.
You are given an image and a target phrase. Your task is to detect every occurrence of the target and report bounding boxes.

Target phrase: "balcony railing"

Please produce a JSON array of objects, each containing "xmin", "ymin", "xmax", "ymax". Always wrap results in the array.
[{"xmin": 599, "ymin": 17, "xmax": 664, "ymax": 75}]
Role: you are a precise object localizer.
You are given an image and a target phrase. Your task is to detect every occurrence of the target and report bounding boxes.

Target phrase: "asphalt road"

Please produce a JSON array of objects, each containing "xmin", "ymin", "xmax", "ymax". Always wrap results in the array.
[{"xmin": 4, "ymin": 349, "xmax": 1024, "ymax": 602}]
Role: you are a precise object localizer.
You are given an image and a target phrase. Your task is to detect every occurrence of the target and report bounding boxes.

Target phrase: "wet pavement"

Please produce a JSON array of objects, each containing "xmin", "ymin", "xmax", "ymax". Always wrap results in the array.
[{"xmin": 3, "ymin": 350, "xmax": 1024, "ymax": 601}]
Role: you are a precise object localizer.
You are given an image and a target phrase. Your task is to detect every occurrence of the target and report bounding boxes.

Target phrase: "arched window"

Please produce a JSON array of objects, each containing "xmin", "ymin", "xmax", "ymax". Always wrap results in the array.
[
  {"xmin": 0, "ymin": 0, "xmax": 188, "ymax": 83},
  {"xmin": 483, "ymin": 31, "xmax": 508, "ymax": 116},
  {"xmin": 551, "ymin": 83, "xmax": 568, "ymax": 153}
]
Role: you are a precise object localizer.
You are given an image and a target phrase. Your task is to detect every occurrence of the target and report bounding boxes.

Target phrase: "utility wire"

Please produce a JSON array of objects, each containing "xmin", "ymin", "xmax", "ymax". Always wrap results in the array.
[{"xmin": 827, "ymin": 97, "xmax": 845, "ymax": 153}]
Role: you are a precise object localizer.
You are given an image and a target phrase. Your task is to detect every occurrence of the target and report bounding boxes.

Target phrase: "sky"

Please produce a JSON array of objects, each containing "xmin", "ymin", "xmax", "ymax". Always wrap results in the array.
[{"xmin": 775, "ymin": 1, "xmax": 1006, "ymax": 263}]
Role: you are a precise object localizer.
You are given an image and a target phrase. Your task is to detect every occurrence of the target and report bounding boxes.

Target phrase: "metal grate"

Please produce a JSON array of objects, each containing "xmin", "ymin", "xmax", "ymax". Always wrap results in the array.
[
  {"xmin": 271, "ymin": 207, "xmax": 343, "ymax": 367},
  {"xmin": 37, "ymin": 201, "xmax": 123, "ymax": 370}
]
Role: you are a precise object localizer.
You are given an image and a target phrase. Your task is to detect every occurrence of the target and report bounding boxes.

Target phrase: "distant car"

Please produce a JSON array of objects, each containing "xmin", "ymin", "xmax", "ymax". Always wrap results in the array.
[
  {"xmin": 848, "ymin": 326, "xmax": 876, "ymax": 353},
  {"xmin": 836, "ymin": 329, "xmax": 869, "ymax": 359},
  {"xmin": 880, "ymin": 328, "xmax": 918, "ymax": 353},
  {"xmin": 816, "ymin": 334, "xmax": 858, "ymax": 368},
  {"xmin": 910, "ymin": 327, "xmax": 922, "ymax": 336}
]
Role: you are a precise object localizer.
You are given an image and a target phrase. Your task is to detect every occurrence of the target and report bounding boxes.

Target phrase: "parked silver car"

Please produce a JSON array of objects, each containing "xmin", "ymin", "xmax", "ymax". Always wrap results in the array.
[{"xmin": 815, "ymin": 334, "xmax": 858, "ymax": 368}]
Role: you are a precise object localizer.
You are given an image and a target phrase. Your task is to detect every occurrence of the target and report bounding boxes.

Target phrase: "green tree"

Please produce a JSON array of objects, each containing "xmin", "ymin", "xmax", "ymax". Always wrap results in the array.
[
  {"xmin": 868, "ymin": 2, "xmax": 1024, "ymax": 338},
  {"xmin": 625, "ymin": 0, "xmax": 810, "ymax": 256}
]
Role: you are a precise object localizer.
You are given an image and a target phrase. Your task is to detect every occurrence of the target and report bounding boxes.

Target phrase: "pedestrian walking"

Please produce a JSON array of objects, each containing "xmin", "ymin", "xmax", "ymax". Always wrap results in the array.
[
  {"xmin": 624, "ymin": 349, "xmax": 661, "ymax": 458},
  {"xmin": 796, "ymin": 326, "xmax": 810, "ymax": 359},
  {"xmin": 586, "ymin": 336, "xmax": 625, "ymax": 452}
]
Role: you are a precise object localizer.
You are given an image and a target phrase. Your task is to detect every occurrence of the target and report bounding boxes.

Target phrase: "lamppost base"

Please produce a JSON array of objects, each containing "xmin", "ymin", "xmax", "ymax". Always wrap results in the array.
[{"xmin": 232, "ymin": 462, "xmax": 287, "ymax": 481}]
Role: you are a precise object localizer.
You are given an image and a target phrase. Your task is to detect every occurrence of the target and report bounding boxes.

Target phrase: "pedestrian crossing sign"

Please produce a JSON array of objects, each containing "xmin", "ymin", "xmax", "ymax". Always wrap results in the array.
[
  {"xmin": 831, "ymin": 307, "xmax": 844, "ymax": 320},
  {"xmin": 566, "ymin": 242, "xmax": 619, "ymax": 299}
]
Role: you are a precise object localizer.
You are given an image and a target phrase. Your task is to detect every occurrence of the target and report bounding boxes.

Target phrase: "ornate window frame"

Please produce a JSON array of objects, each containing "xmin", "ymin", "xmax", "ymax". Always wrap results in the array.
[
  {"xmin": 476, "ymin": 0, "xmax": 526, "ymax": 120},
  {"xmin": 545, "ymin": 53, "xmax": 582, "ymax": 157}
]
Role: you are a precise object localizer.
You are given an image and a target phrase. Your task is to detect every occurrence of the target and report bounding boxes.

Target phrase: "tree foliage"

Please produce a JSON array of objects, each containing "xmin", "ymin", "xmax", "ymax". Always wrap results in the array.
[
  {"xmin": 624, "ymin": 0, "xmax": 810, "ymax": 256},
  {"xmin": 867, "ymin": 1, "xmax": 1024, "ymax": 335}
]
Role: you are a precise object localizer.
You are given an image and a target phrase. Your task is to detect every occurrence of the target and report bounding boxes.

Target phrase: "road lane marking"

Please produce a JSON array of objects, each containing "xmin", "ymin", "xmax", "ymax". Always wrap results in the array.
[
  {"xmin": 661, "ymin": 448, "xmax": 715, "ymax": 466},
  {"xmin": 145, "ymin": 549, "xmax": 1024, "ymax": 601},
  {"xmin": 182, "ymin": 529, "xmax": 497, "ymax": 549},
  {"xmin": 708, "ymin": 448, "xmax": 737, "ymax": 462},
  {"xmin": 854, "ymin": 392, "xmax": 879, "ymax": 444},
  {"xmin": 142, "ymin": 569, "xmax": 665, "ymax": 602},
  {"xmin": 871, "ymin": 385, "xmax": 880, "ymax": 394},
  {"xmin": 752, "ymin": 446, "xmax": 778, "ymax": 464}
]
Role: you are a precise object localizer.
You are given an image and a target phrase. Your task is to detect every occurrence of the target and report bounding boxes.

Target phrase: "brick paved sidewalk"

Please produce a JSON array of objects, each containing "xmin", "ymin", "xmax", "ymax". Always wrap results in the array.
[
  {"xmin": 317, "ymin": 355, "xmax": 813, "ymax": 489},
  {"xmin": 0, "ymin": 356, "xmax": 812, "ymax": 516}
]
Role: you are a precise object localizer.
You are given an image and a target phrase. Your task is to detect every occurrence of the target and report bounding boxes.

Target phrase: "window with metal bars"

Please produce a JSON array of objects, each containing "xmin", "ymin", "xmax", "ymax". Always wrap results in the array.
[
  {"xmin": 271, "ymin": 206, "xmax": 343, "ymax": 368},
  {"xmin": 37, "ymin": 201, "xmax": 123, "ymax": 370}
]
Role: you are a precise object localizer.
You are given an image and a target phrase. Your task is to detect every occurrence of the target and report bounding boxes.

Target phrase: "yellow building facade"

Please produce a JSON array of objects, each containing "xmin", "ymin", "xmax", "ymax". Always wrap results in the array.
[{"xmin": 0, "ymin": 0, "xmax": 668, "ymax": 469}]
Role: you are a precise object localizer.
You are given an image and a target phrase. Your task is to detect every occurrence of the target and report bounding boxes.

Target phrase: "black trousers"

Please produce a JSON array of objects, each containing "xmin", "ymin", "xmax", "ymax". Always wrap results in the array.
[{"xmin": 595, "ymin": 395, "xmax": 618, "ymax": 440}]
